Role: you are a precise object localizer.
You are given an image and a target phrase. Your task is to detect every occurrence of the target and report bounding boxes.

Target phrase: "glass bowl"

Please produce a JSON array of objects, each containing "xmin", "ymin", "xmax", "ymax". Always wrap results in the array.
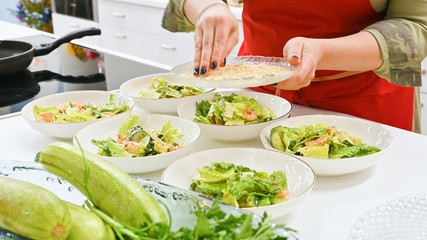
[
  {"xmin": 0, "ymin": 160, "xmax": 299, "ymax": 239},
  {"xmin": 348, "ymin": 193, "xmax": 427, "ymax": 240},
  {"xmin": 171, "ymin": 56, "xmax": 297, "ymax": 88}
]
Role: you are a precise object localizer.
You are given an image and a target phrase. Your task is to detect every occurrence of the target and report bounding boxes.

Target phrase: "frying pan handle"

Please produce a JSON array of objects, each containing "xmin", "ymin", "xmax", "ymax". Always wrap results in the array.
[
  {"xmin": 33, "ymin": 70, "xmax": 105, "ymax": 83},
  {"xmin": 33, "ymin": 27, "xmax": 101, "ymax": 56}
]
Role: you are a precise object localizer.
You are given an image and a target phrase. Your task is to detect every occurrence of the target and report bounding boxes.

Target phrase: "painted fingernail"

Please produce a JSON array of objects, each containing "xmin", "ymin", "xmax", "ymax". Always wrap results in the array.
[
  {"xmin": 193, "ymin": 67, "xmax": 199, "ymax": 75},
  {"xmin": 200, "ymin": 66, "xmax": 207, "ymax": 75},
  {"xmin": 223, "ymin": 58, "xmax": 226, "ymax": 66},
  {"xmin": 211, "ymin": 61, "xmax": 217, "ymax": 69},
  {"xmin": 292, "ymin": 55, "xmax": 300, "ymax": 60}
]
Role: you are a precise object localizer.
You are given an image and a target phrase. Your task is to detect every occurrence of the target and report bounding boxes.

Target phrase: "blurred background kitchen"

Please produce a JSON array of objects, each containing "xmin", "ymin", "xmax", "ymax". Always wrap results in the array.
[{"xmin": 0, "ymin": 0, "xmax": 426, "ymax": 134}]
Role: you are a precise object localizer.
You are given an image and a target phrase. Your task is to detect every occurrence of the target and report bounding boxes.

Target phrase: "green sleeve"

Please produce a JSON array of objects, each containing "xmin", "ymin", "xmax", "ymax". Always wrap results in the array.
[
  {"xmin": 363, "ymin": 0, "xmax": 427, "ymax": 87},
  {"xmin": 161, "ymin": 0, "xmax": 195, "ymax": 32}
]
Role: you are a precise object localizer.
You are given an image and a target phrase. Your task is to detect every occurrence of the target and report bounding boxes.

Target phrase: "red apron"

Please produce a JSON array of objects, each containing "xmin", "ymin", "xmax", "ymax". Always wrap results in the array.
[{"xmin": 239, "ymin": 0, "xmax": 414, "ymax": 131}]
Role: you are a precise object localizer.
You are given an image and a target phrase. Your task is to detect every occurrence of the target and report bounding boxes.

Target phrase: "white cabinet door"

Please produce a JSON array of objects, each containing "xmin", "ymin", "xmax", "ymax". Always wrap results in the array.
[
  {"xmin": 101, "ymin": 24, "xmax": 195, "ymax": 67},
  {"xmin": 52, "ymin": 13, "xmax": 101, "ymax": 45},
  {"xmin": 97, "ymin": 0, "xmax": 244, "ymax": 65}
]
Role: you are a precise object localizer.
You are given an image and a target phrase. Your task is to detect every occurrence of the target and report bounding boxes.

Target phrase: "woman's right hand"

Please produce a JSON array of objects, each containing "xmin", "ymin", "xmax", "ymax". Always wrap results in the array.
[{"xmin": 191, "ymin": 2, "xmax": 239, "ymax": 75}]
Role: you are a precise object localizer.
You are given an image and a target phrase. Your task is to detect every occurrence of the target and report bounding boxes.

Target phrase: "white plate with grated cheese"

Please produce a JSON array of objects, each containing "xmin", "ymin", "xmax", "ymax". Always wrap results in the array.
[{"xmin": 171, "ymin": 56, "xmax": 297, "ymax": 88}]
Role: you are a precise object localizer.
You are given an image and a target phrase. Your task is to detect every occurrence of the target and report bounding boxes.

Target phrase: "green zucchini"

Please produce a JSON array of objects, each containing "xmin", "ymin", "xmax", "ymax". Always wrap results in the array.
[
  {"xmin": 65, "ymin": 202, "xmax": 115, "ymax": 240},
  {"xmin": 0, "ymin": 177, "xmax": 71, "ymax": 240},
  {"xmin": 128, "ymin": 125, "xmax": 148, "ymax": 142},
  {"xmin": 37, "ymin": 142, "xmax": 167, "ymax": 229},
  {"xmin": 270, "ymin": 127, "xmax": 285, "ymax": 152}
]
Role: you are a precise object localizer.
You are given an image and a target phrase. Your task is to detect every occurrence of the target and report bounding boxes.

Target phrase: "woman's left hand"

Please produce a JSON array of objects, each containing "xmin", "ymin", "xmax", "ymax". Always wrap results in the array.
[
  {"xmin": 278, "ymin": 37, "xmax": 321, "ymax": 90},
  {"xmin": 278, "ymin": 32, "xmax": 383, "ymax": 91}
]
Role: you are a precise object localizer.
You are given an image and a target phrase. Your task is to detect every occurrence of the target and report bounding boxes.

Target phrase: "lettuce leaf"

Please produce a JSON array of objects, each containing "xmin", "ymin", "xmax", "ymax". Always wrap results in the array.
[
  {"xmin": 91, "ymin": 138, "xmax": 116, "ymax": 156},
  {"xmin": 196, "ymin": 165, "xmax": 236, "ymax": 183},
  {"xmin": 194, "ymin": 92, "xmax": 274, "ymax": 126},
  {"xmin": 271, "ymin": 123, "xmax": 380, "ymax": 159},
  {"xmin": 118, "ymin": 115, "xmax": 138, "ymax": 136},
  {"xmin": 100, "ymin": 94, "xmax": 129, "ymax": 114},
  {"xmin": 65, "ymin": 108, "xmax": 97, "ymax": 122},
  {"xmin": 330, "ymin": 144, "xmax": 381, "ymax": 158},
  {"xmin": 298, "ymin": 144, "xmax": 330, "ymax": 159},
  {"xmin": 160, "ymin": 120, "xmax": 183, "ymax": 144},
  {"xmin": 139, "ymin": 77, "xmax": 204, "ymax": 99},
  {"xmin": 191, "ymin": 162, "xmax": 288, "ymax": 208},
  {"xmin": 195, "ymin": 100, "xmax": 211, "ymax": 117}
]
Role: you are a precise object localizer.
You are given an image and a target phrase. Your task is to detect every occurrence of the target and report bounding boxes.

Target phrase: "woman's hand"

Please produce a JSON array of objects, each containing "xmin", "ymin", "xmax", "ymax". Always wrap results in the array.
[
  {"xmin": 192, "ymin": 3, "xmax": 239, "ymax": 75},
  {"xmin": 278, "ymin": 37, "xmax": 322, "ymax": 90},
  {"xmin": 278, "ymin": 32, "xmax": 383, "ymax": 91}
]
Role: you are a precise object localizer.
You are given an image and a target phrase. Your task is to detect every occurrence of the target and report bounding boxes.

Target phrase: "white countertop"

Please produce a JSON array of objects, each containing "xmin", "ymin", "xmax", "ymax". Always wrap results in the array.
[
  {"xmin": 0, "ymin": 21, "xmax": 54, "ymax": 40},
  {"xmin": 2, "ymin": 20, "xmax": 427, "ymax": 240},
  {"xmin": 1, "ymin": 103, "xmax": 427, "ymax": 240}
]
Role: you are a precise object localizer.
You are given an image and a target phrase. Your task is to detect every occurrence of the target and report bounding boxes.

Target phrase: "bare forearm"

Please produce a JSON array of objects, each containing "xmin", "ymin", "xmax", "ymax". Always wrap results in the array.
[{"xmin": 314, "ymin": 31, "xmax": 383, "ymax": 71}]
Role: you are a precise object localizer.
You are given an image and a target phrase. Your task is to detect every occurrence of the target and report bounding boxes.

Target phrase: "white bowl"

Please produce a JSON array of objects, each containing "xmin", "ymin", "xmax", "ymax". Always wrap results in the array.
[
  {"xmin": 74, "ymin": 114, "xmax": 201, "ymax": 174},
  {"xmin": 161, "ymin": 148, "xmax": 315, "ymax": 219},
  {"xmin": 177, "ymin": 90, "xmax": 292, "ymax": 142},
  {"xmin": 120, "ymin": 73, "xmax": 214, "ymax": 114},
  {"xmin": 260, "ymin": 115, "xmax": 393, "ymax": 176},
  {"xmin": 21, "ymin": 90, "xmax": 134, "ymax": 139}
]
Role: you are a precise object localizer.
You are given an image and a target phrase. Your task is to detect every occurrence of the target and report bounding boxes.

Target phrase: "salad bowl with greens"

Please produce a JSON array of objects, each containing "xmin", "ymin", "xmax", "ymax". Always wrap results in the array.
[
  {"xmin": 177, "ymin": 91, "xmax": 292, "ymax": 142},
  {"xmin": 120, "ymin": 73, "xmax": 214, "ymax": 114},
  {"xmin": 21, "ymin": 90, "xmax": 134, "ymax": 139},
  {"xmin": 162, "ymin": 148, "xmax": 315, "ymax": 219},
  {"xmin": 260, "ymin": 115, "xmax": 393, "ymax": 176},
  {"xmin": 74, "ymin": 114, "xmax": 200, "ymax": 173}
]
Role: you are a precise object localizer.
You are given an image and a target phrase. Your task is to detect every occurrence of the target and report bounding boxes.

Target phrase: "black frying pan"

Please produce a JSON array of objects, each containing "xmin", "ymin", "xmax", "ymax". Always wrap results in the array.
[{"xmin": 0, "ymin": 27, "xmax": 101, "ymax": 76}]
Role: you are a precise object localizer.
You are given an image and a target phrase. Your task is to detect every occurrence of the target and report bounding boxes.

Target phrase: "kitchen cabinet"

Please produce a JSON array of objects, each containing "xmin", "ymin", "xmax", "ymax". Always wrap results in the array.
[
  {"xmin": 51, "ymin": 0, "xmax": 244, "ymax": 90},
  {"xmin": 51, "ymin": 12, "xmax": 105, "ymax": 91},
  {"xmin": 52, "ymin": 13, "xmax": 101, "ymax": 45},
  {"xmin": 97, "ymin": 0, "xmax": 244, "ymax": 68},
  {"xmin": 100, "ymin": 24, "xmax": 195, "ymax": 66}
]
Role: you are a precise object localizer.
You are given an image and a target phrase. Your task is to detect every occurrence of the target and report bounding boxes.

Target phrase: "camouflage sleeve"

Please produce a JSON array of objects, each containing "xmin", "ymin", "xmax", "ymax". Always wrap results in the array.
[
  {"xmin": 363, "ymin": 1, "xmax": 427, "ymax": 87},
  {"xmin": 161, "ymin": 0, "xmax": 195, "ymax": 33}
]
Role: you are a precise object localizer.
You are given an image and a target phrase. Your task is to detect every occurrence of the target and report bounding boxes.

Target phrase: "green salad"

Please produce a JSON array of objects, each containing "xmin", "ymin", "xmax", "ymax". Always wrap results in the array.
[
  {"xmin": 270, "ymin": 123, "xmax": 381, "ymax": 159},
  {"xmin": 190, "ymin": 162, "xmax": 289, "ymax": 208},
  {"xmin": 33, "ymin": 94, "xmax": 129, "ymax": 123},
  {"xmin": 194, "ymin": 92, "xmax": 275, "ymax": 125},
  {"xmin": 139, "ymin": 77, "xmax": 205, "ymax": 99},
  {"xmin": 91, "ymin": 115, "xmax": 183, "ymax": 158}
]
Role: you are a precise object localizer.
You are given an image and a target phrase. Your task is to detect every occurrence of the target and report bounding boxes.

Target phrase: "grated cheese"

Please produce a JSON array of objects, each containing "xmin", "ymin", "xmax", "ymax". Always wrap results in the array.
[{"xmin": 181, "ymin": 63, "xmax": 290, "ymax": 80}]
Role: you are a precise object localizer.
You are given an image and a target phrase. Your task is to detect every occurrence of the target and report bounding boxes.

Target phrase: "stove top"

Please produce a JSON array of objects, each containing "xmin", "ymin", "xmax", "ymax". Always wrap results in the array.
[{"xmin": 0, "ymin": 34, "xmax": 106, "ymax": 116}]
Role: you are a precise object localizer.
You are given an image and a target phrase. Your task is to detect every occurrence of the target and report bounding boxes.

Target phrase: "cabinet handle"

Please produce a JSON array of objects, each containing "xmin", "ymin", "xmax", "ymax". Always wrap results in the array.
[
  {"xmin": 112, "ymin": 12, "xmax": 126, "ymax": 18},
  {"xmin": 68, "ymin": 22, "xmax": 80, "ymax": 28},
  {"xmin": 160, "ymin": 44, "xmax": 176, "ymax": 51},
  {"xmin": 422, "ymin": 69, "xmax": 426, "ymax": 74},
  {"xmin": 113, "ymin": 33, "xmax": 127, "ymax": 39}
]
